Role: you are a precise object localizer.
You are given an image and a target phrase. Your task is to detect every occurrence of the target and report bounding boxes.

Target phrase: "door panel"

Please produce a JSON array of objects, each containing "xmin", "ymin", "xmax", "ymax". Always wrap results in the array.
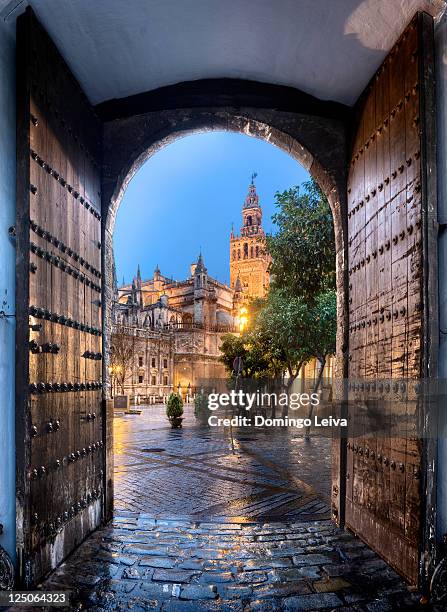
[
  {"xmin": 16, "ymin": 8, "xmax": 104, "ymax": 586},
  {"xmin": 345, "ymin": 13, "xmax": 437, "ymax": 585}
]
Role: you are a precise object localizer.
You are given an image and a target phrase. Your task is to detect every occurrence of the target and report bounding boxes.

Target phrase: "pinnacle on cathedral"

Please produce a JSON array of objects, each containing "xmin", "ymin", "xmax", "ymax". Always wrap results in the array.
[
  {"xmin": 234, "ymin": 275, "xmax": 243, "ymax": 293},
  {"xmin": 195, "ymin": 252, "xmax": 207, "ymax": 273},
  {"xmin": 243, "ymin": 173, "xmax": 260, "ymax": 210},
  {"xmin": 136, "ymin": 264, "xmax": 142, "ymax": 286}
]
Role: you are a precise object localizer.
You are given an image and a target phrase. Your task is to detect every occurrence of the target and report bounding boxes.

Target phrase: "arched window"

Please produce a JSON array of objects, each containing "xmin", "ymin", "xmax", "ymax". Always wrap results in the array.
[
  {"xmin": 232, "ymin": 249, "xmax": 236, "ymax": 261},
  {"xmin": 238, "ymin": 249, "xmax": 241, "ymax": 260},
  {"xmin": 243, "ymin": 243, "xmax": 248, "ymax": 258},
  {"xmin": 182, "ymin": 312, "xmax": 193, "ymax": 326},
  {"xmin": 255, "ymin": 245, "xmax": 259, "ymax": 257},
  {"xmin": 250, "ymin": 245, "xmax": 254, "ymax": 258},
  {"xmin": 247, "ymin": 215, "xmax": 252, "ymax": 226}
]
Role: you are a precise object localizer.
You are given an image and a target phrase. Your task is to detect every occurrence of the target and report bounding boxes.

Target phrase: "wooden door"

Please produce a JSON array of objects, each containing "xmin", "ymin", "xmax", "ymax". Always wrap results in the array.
[
  {"xmin": 345, "ymin": 13, "xmax": 437, "ymax": 585},
  {"xmin": 16, "ymin": 8, "xmax": 104, "ymax": 586}
]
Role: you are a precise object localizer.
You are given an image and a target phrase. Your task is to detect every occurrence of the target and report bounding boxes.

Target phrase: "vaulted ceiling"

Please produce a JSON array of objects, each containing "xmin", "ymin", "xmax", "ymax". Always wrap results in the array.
[{"xmin": 7, "ymin": 0, "xmax": 447, "ymax": 106}]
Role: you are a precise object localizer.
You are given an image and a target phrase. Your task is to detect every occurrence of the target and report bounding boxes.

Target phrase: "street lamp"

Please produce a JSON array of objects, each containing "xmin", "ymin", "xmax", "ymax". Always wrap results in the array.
[
  {"xmin": 108, "ymin": 364, "xmax": 122, "ymax": 397},
  {"xmin": 239, "ymin": 306, "xmax": 248, "ymax": 332}
]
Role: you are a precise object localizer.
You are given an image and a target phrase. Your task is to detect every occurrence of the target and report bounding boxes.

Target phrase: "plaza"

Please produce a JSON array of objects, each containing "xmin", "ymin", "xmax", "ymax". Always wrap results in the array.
[{"xmin": 31, "ymin": 405, "xmax": 429, "ymax": 610}]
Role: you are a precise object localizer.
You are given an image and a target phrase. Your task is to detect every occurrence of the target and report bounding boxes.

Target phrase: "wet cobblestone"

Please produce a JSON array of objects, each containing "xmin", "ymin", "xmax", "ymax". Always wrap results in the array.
[
  {"xmin": 25, "ymin": 406, "xmax": 432, "ymax": 610},
  {"xmin": 30, "ymin": 515, "xmax": 425, "ymax": 611},
  {"xmin": 113, "ymin": 405, "xmax": 332, "ymax": 521}
]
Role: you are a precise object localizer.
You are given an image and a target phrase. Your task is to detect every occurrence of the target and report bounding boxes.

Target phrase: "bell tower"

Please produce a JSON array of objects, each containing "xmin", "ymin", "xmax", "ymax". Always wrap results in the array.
[{"xmin": 230, "ymin": 174, "xmax": 270, "ymax": 298}]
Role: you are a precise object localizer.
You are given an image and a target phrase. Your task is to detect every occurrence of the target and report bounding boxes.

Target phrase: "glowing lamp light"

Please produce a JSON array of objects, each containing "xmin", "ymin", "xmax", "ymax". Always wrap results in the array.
[{"xmin": 239, "ymin": 307, "xmax": 248, "ymax": 332}]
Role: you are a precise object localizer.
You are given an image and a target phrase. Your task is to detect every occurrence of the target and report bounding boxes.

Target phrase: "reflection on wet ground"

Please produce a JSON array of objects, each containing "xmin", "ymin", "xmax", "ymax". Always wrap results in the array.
[
  {"xmin": 113, "ymin": 404, "xmax": 332, "ymax": 521},
  {"xmin": 29, "ymin": 405, "xmax": 427, "ymax": 610}
]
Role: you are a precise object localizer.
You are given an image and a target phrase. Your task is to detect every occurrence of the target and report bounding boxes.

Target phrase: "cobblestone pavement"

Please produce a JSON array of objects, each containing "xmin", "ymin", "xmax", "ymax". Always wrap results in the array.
[
  {"xmin": 30, "ymin": 405, "xmax": 429, "ymax": 610},
  {"xmin": 114, "ymin": 405, "xmax": 332, "ymax": 521},
  {"xmin": 39, "ymin": 515, "xmax": 423, "ymax": 611}
]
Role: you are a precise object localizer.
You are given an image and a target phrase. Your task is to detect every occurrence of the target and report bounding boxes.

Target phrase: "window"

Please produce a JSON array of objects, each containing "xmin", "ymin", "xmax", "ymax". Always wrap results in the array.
[
  {"xmin": 138, "ymin": 356, "xmax": 143, "ymax": 367},
  {"xmin": 183, "ymin": 312, "xmax": 193, "ymax": 325},
  {"xmin": 250, "ymin": 245, "xmax": 254, "ymax": 258},
  {"xmin": 151, "ymin": 357, "xmax": 156, "ymax": 368},
  {"xmin": 163, "ymin": 358, "xmax": 168, "ymax": 369},
  {"xmin": 255, "ymin": 245, "xmax": 259, "ymax": 257},
  {"xmin": 151, "ymin": 375, "xmax": 156, "ymax": 385},
  {"xmin": 163, "ymin": 375, "xmax": 168, "ymax": 386},
  {"xmin": 232, "ymin": 250, "xmax": 236, "ymax": 261},
  {"xmin": 243, "ymin": 243, "xmax": 248, "ymax": 258},
  {"xmin": 138, "ymin": 375, "xmax": 144, "ymax": 384}
]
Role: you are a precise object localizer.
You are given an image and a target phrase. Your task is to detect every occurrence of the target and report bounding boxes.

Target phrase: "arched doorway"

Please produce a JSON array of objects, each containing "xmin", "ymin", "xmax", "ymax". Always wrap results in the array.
[
  {"xmin": 14, "ymin": 7, "xmax": 439, "ymax": 592},
  {"xmin": 110, "ymin": 129, "xmax": 336, "ymax": 523},
  {"xmin": 101, "ymin": 104, "xmax": 349, "ymax": 376}
]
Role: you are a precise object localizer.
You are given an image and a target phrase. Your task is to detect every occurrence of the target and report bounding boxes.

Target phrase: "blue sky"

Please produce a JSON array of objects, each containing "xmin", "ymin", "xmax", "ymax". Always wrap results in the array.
[{"xmin": 114, "ymin": 131, "xmax": 309, "ymax": 286}]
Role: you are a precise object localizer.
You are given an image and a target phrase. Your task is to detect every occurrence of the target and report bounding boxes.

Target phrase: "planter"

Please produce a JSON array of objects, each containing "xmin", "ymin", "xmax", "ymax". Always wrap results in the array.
[
  {"xmin": 166, "ymin": 392, "xmax": 184, "ymax": 428},
  {"xmin": 169, "ymin": 416, "xmax": 183, "ymax": 429}
]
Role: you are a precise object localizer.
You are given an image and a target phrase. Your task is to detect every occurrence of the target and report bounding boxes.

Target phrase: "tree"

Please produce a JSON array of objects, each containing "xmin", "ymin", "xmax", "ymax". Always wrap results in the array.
[
  {"xmin": 219, "ymin": 297, "xmax": 279, "ymax": 379},
  {"xmin": 307, "ymin": 289, "xmax": 337, "ymax": 376},
  {"xmin": 266, "ymin": 179, "xmax": 335, "ymax": 301},
  {"xmin": 220, "ymin": 289, "xmax": 336, "ymax": 391},
  {"xmin": 255, "ymin": 288, "xmax": 336, "ymax": 390},
  {"xmin": 110, "ymin": 325, "xmax": 135, "ymax": 394},
  {"xmin": 265, "ymin": 179, "xmax": 337, "ymax": 385},
  {"xmin": 220, "ymin": 179, "xmax": 337, "ymax": 391},
  {"xmin": 219, "ymin": 330, "xmax": 272, "ymax": 379}
]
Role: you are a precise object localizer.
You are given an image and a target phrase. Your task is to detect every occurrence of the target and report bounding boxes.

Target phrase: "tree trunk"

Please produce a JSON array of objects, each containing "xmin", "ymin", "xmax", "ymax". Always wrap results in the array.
[
  {"xmin": 119, "ymin": 375, "xmax": 125, "ymax": 395},
  {"xmin": 305, "ymin": 355, "xmax": 326, "ymax": 439},
  {"xmin": 281, "ymin": 362, "xmax": 303, "ymax": 417}
]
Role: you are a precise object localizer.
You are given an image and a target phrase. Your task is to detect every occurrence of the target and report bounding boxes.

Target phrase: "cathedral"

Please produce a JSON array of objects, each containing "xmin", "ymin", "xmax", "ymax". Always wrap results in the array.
[{"xmin": 112, "ymin": 178, "xmax": 271, "ymax": 401}]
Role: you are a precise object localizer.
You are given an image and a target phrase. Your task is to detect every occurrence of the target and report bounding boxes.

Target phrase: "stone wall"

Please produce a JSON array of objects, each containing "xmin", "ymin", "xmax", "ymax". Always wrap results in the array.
[{"xmin": 111, "ymin": 325, "xmax": 229, "ymax": 400}]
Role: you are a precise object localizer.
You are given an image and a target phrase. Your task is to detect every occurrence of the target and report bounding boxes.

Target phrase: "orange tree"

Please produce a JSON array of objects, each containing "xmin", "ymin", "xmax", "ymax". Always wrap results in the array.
[{"xmin": 220, "ymin": 179, "xmax": 336, "ymax": 385}]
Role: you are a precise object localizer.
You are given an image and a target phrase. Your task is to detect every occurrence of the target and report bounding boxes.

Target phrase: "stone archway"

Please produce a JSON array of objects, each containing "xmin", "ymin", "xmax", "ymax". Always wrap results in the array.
[
  {"xmin": 99, "ymin": 86, "xmax": 351, "ymax": 533},
  {"xmin": 100, "ymin": 89, "xmax": 350, "ymax": 380},
  {"xmin": 13, "ymin": 6, "xmax": 441, "ymax": 591}
]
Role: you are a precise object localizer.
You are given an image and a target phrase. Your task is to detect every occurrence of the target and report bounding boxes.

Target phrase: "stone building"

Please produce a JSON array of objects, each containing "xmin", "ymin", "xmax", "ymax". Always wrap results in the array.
[
  {"xmin": 112, "ymin": 178, "xmax": 273, "ymax": 400},
  {"xmin": 113, "ymin": 254, "xmax": 243, "ymax": 400},
  {"xmin": 230, "ymin": 176, "xmax": 271, "ymax": 298},
  {"xmin": 111, "ymin": 179, "xmax": 335, "ymax": 400}
]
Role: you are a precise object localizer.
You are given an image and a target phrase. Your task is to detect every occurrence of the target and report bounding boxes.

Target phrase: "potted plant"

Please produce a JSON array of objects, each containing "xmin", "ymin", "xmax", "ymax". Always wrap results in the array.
[{"xmin": 166, "ymin": 392, "xmax": 184, "ymax": 428}]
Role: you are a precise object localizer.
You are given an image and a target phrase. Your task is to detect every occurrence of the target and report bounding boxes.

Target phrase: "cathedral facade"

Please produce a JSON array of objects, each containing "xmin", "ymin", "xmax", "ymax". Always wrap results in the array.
[{"xmin": 112, "ymin": 179, "xmax": 270, "ymax": 401}]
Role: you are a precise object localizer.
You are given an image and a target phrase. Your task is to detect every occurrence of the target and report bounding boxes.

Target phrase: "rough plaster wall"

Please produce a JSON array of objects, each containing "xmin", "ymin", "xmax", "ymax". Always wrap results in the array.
[
  {"xmin": 0, "ymin": 17, "xmax": 16, "ymax": 563},
  {"xmin": 435, "ymin": 14, "xmax": 447, "ymax": 544}
]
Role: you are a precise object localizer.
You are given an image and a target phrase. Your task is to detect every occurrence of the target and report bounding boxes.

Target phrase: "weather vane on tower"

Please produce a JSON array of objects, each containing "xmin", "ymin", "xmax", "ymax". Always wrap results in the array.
[{"xmin": 251, "ymin": 172, "xmax": 257, "ymax": 183}]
